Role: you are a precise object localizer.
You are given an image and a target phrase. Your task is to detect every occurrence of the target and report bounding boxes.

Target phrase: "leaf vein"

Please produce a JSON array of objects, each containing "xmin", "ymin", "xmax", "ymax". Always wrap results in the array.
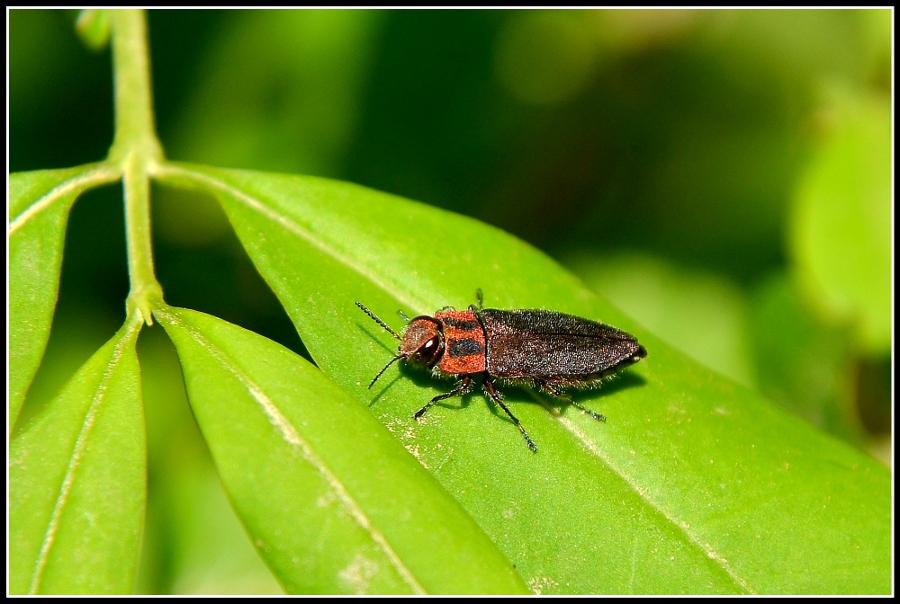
[{"xmin": 558, "ymin": 416, "xmax": 756, "ymax": 594}]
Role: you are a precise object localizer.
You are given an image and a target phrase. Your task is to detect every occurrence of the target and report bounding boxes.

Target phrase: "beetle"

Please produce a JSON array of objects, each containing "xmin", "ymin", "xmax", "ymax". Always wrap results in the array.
[{"xmin": 356, "ymin": 291, "xmax": 647, "ymax": 452}]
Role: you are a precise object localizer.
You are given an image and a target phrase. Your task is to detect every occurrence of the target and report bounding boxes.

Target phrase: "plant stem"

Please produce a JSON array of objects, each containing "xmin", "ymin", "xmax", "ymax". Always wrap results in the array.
[
  {"xmin": 107, "ymin": 9, "xmax": 164, "ymax": 324},
  {"xmin": 108, "ymin": 9, "xmax": 162, "ymax": 164}
]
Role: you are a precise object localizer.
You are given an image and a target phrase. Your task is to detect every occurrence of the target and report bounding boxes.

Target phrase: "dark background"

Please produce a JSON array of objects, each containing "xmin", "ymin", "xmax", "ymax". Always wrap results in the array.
[{"xmin": 10, "ymin": 9, "xmax": 891, "ymax": 593}]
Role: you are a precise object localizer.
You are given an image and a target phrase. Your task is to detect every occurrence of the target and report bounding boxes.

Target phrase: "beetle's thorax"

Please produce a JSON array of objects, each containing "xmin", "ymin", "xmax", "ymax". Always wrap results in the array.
[{"xmin": 432, "ymin": 309, "xmax": 487, "ymax": 375}]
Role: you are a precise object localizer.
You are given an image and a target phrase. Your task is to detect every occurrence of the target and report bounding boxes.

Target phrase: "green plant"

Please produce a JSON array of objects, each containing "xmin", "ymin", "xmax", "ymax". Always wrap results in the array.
[{"xmin": 9, "ymin": 10, "xmax": 890, "ymax": 595}]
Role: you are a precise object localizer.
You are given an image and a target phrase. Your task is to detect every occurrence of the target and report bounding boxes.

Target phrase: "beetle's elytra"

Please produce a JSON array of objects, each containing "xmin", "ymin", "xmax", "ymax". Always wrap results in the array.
[{"xmin": 356, "ymin": 291, "xmax": 647, "ymax": 452}]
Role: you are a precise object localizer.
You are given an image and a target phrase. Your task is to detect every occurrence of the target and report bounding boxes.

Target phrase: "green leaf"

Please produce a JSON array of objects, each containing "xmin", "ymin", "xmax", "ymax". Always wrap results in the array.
[
  {"xmin": 155, "ymin": 163, "xmax": 891, "ymax": 594},
  {"xmin": 790, "ymin": 88, "xmax": 891, "ymax": 354},
  {"xmin": 9, "ymin": 164, "xmax": 121, "ymax": 427},
  {"xmin": 10, "ymin": 318, "xmax": 145, "ymax": 594},
  {"xmin": 155, "ymin": 305, "xmax": 528, "ymax": 595},
  {"xmin": 134, "ymin": 327, "xmax": 286, "ymax": 594}
]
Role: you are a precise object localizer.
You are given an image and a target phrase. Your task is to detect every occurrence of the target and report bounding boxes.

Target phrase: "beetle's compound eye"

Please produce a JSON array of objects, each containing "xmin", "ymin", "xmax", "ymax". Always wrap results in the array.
[{"xmin": 416, "ymin": 336, "xmax": 443, "ymax": 366}]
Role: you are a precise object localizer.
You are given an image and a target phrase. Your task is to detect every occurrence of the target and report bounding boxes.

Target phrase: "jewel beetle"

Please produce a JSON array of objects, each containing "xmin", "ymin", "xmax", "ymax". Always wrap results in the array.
[{"xmin": 356, "ymin": 291, "xmax": 647, "ymax": 452}]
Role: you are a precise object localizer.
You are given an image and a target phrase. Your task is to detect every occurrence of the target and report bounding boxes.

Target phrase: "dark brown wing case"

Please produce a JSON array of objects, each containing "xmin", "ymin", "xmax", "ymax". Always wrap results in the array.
[{"xmin": 477, "ymin": 309, "xmax": 644, "ymax": 381}]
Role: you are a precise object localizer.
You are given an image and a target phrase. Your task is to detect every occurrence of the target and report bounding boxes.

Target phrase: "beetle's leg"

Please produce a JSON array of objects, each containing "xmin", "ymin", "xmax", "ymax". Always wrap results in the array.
[
  {"xmin": 413, "ymin": 375, "xmax": 472, "ymax": 419},
  {"xmin": 539, "ymin": 380, "xmax": 606, "ymax": 422},
  {"xmin": 538, "ymin": 380, "xmax": 571, "ymax": 401},
  {"xmin": 468, "ymin": 289, "xmax": 485, "ymax": 313},
  {"xmin": 482, "ymin": 376, "xmax": 537, "ymax": 452},
  {"xmin": 569, "ymin": 399, "xmax": 607, "ymax": 422}
]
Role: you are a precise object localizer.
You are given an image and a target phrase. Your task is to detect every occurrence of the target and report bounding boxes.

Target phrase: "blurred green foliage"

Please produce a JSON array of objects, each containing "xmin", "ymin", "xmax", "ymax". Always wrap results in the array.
[{"xmin": 10, "ymin": 8, "xmax": 891, "ymax": 594}]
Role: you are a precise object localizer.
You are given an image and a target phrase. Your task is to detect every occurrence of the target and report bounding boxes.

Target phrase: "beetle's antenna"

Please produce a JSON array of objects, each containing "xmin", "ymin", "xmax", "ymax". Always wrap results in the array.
[
  {"xmin": 368, "ymin": 354, "xmax": 403, "ymax": 389},
  {"xmin": 397, "ymin": 309, "xmax": 411, "ymax": 323},
  {"xmin": 356, "ymin": 302, "xmax": 401, "ymax": 340}
]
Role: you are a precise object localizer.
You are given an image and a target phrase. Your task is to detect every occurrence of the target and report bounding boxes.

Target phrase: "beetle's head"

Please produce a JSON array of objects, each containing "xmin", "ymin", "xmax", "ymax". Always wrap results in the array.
[
  {"xmin": 398, "ymin": 317, "xmax": 445, "ymax": 368},
  {"xmin": 355, "ymin": 302, "xmax": 446, "ymax": 389}
]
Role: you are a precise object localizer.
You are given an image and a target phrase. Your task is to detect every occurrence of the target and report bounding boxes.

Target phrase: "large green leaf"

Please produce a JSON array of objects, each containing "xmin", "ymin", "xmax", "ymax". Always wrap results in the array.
[
  {"xmin": 9, "ymin": 318, "xmax": 145, "ymax": 594},
  {"xmin": 8, "ymin": 163, "xmax": 121, "ymax": 426},
  {"xmin": 156, "ymin": 305, "xmax": 528, "ymax": 595},
  {"xmin": 155, "ymin": 163, "xmax": 890, "ymax": 594}
]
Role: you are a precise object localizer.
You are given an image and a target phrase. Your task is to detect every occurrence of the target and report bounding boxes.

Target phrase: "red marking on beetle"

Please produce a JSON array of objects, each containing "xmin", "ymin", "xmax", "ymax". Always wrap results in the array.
[
  {"xmin": 356, "ymin": 291, "xmax": 647, "ymax": 452},
  {"xmin": 434, "ymin": 309, "xmax": 486, "ymax": 374}
]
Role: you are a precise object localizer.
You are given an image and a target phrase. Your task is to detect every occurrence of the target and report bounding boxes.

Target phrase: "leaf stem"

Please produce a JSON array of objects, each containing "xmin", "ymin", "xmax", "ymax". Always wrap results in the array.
[
  {"xmin": 122, "ymin": 153, "xmax": 162, "ymax": 324},
  {"xmin": 107, "ymin": 9, "xmax": 164, "ymax": 324}
]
